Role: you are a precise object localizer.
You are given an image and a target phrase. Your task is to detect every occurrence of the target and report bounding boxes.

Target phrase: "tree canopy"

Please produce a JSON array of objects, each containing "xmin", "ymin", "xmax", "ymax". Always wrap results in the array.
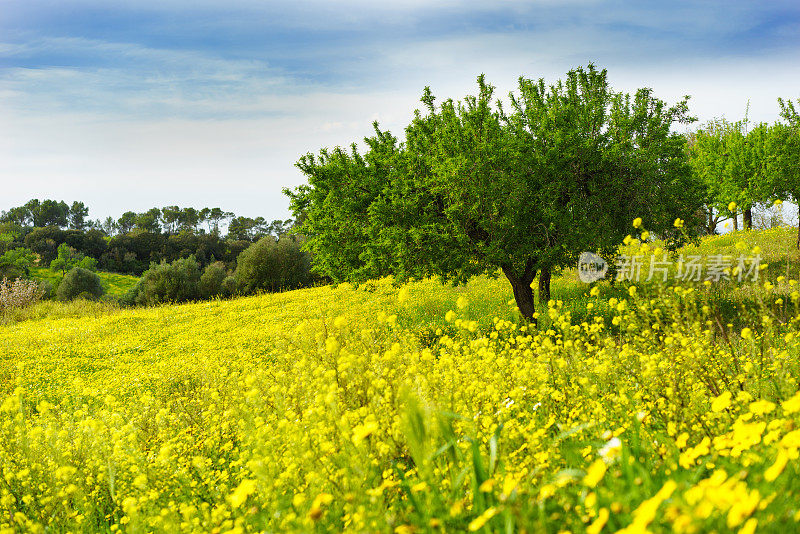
[{"xmin": 287, "ymin": 65, "xmax": 704, "ymax": 320}]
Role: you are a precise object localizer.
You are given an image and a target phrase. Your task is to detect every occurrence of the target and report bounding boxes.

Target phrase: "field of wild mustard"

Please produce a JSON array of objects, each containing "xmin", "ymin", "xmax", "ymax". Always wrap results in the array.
[{"xmin": 2, "ymin": 229, "xmax": 800, "ymax": 533}]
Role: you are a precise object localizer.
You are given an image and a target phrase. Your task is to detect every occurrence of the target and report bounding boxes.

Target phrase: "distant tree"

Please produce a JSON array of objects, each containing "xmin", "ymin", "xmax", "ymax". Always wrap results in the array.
[
  {"xmin": 289, "ymin": 66, "xmax": 702, "ymax": 319},
  {"xmin": 1, "ymin": 205, "xmax": 33, "ymax": 227},
  {"xmin": 117, "ymin": 211, "xmax": 137, "ymax": 234},
  {"xmin": 776, "ymin": 97, "xmax": 800, "ymax": 248},
  {"xmin": 199, "ymin": 261, "xmax": 227, "ymax": 299},
  {"xmin": 235, "ymin": 235, "xmax": 312, "ymax": 294},
  {"xmin": 206, "ymin": 207, "xmax": 226, "ymax": 235},
  {"xmin": 130, "ymin": 256, "xmax": 202, "ymax": 305},
  {"xmin": 102, "ymin": 216, "xmax": 118, "ymax": 236},
  {"xmin": 161, "ymin": 206, "xmax": 181, "ymax": 234},
  {"xmin": 266, "ymin": 219, "xmax": 293, "ymax": 238},
  {"xmin": 0, "ymin": 247, "xmax": 35, "ymax": 279},
  {"xmin": 179, "ymin": 207, "xmax": 200, "ymax": 232},
  {"xmin": 56, "ymin": 267, "xmax": 104, "ymax": 301},
  {"xmin": 227, "ymin": 216, "xmax": 257, "ymax": 241},
  {"xmin": 68, "ymin": 201, "xmax": 89, "ymax": 230},
  {"xmin": 50, "ymin": 243, "xmax": 97, "ymax": 276},
  {"xmin": 199, "ymin": 207, "xmax": 211, "ymax": 233},
  {"xmin": 32, "ymin": 199, "xmax": 69, "ymax": 228},
  {"xmin": 135, "ymin": 208, "xmax": 162, "ymax": 233}
]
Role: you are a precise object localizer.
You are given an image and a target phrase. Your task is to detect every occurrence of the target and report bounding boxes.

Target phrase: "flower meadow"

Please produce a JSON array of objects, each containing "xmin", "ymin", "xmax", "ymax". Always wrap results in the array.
[{"xmin": 2, "ymin": 231, "xmax": 800, "ymax": 532}]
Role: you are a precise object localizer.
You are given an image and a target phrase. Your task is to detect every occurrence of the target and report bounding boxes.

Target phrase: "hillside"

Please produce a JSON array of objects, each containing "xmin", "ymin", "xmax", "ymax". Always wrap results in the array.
[
  {"xmin": 1, "ymin": 227, "xmax": 800, "ymax": 532},
  {"xmin": 28, "ymin": 266, "xmax": 139, "ymax": 298}
]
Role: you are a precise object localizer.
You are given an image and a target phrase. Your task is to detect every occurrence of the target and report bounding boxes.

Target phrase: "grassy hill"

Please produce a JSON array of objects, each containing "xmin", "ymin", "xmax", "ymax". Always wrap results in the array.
[
  {"xmin": 28, "ymin": 265, "xmax": 139, "ymax": 298},
  {"xmin": 1, "ymin": 227, "xmax": 799, "ymax": 532}
]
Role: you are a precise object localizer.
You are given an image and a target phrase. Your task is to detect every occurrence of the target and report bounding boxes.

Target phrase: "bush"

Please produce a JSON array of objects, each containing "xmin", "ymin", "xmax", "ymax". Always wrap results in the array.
[
  {"xmin": 55, "ymin": 267, "xmax": 105, "ymax": 301},
  {"xmin": 220, "ymin": 276, "xmax": 238, "ymax": 297},
  {"xmin": 0, "ymin": 277, "xmax": 45, "ymax": 313},
  {"xmin": 234, "ymin": 236, "xmax": 312, "ymax": 294},
  {"xmin": 131, "ymin": 256, "xmax": 201, "ymax": 305},
  {"xmin": 0, "ymin": 247, "xmax": 35, "ymax": 280},
  {"xmin": 199, "ymin": 261, "xmax": 227, "ymax": 299}
]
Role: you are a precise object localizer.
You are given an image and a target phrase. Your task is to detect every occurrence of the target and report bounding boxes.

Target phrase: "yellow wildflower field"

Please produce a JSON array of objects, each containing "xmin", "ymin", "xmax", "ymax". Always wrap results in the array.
[{"xmin": 2, "ymin": 261, "xmax": 800, "ymax": 532}]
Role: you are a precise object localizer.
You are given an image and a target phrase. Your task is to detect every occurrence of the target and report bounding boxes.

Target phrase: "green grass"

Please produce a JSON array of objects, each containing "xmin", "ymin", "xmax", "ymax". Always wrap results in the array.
[{"xmin": 28, "ymin": 266, "xmax": 139, "ymax": 298}]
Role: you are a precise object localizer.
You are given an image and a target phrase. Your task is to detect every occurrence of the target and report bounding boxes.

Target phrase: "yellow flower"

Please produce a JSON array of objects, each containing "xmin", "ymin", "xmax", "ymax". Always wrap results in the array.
[
  {"xmin": 782, "ymin": 391, "xmax": 800, "ymax": 414},
  {"xmin": 309, "ymin": 493, "xmax": 334, "ymax": 520},
  {"xmin": 397, "ymin": 287, "xmax": 409, "ymax": 303},
  {"xmin": 478, "ymin": 479, "xmax": 495, "ymax": 493},
  {"xmin": 741, "ymin": 328, "xmax": 753, "ymax": 340},
  {"xmin": 674, "ymin": 218, "xmax": 684, "ymax": 228},
  {"xmin": 632, "ymin": 218, "xmax": 643, "ymax": 229},
  {"xmin": 749, "ymin": 400, "xmax": 775, "ymax": 416},
  {"xmin": 587, "ymin": 508, "xmax": 609, "ymax": 534},
  {"xmin": 739, "ymin": 518, "xmax": 758, "ymax": 534},
  {"xmin": 764, "ymin": 448, "xmax": 789, "ymax": 481},
  {"xmin": 712, "ymin": 391, "xmax": 732, "ymax": 412},
  {"xmin": 501, "ymin": 474, "xmax": 518, "ymax": 498},
  {"xmin": 468, "ymin": 507, "xmax": 499, "ymax": 531},
  {"xmin": 352, "ymin": 421, "xmax": 378, "ymax": 444},
  {"xmin": 230, "ymin": 479, "xmax": 257, "ymax": 508},
  {"xmin": 728, "ymin": 202, "xmax": 737, "ymax": 211},
  {"xmin": 583, "ymin": 459, "xmax": 607, "ymax": 488}
]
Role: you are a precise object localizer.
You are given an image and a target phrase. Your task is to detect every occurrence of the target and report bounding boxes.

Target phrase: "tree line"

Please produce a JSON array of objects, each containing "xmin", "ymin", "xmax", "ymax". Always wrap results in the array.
[
  {"xmin": 689, "ymin": 99, "xmax": 800, "ymax": 242},
  {"xmin": 287, "ymin": 65, "xmax": 800, "ymax": 321},
  {"xmin": 0, "ymin": 202, "xmax": 294, "ymax": 275},
  {"xmin": 0, "ymin": 202, "xmax": 320, "ymax": 307}
]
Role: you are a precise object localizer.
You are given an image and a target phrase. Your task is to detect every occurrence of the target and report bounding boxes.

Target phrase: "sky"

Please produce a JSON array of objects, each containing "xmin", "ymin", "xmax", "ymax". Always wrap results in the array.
[{"xmin": 1, "ymin": 0, "xmax": 799, "ymax": 223}]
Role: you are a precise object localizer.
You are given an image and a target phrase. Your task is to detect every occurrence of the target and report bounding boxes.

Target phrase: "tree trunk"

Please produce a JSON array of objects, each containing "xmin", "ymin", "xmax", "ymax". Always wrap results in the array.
[
  {"xmin": 502, "ymin": 261, "xmax": 537, "ymax": 323},
  {"xmin": 538, "ymin": 266, "xmax": 551, "ymax": 305},
  {"xmin": 797, "ymin": 223, "xmax": 800, "ymax": 250},
  {"xmin": 732, "ymin": 210, "xmax": 738, "ymax": 231},
  {"xmin": 708, "ymin": 210, "xmax": 716, "ymax": 235},
  {"xmin": 743, "ymin": 208, "xmax": 753, "ymax": 230}
]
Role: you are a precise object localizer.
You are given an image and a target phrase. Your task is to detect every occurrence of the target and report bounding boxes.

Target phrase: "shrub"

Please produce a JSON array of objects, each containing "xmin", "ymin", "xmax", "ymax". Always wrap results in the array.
[
  {"xmin": 234, "ymin": 236, "xmax": 312, "ymax": 294},
  {"xmin": 199, "ymin": 261, "xmax": 227, "ymax": 299},
  {"xmin": 132, "ymin": 256, "xmax": 201, "ymax": 305},
  {"xmin": 56, "ymin": 267, "xmax": 105, "ymax": 301},
  {"xmin": 0, "ymin": 277, "xmax": 45, "ymax": 312},
  {"xmin": 220, "ymin": 276, "xmax": 238, "ymax": 297},
  {"xmin": 0, "ymin": 247, "xmax": 35, "ymax": 280}
]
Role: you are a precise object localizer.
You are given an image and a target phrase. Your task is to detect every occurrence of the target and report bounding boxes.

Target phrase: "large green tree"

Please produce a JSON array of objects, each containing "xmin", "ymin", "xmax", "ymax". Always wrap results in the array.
[
  {"xmin": 289, "ymin": 66, "xmax": 703, "ymax": 320},
  {"xmin": 776, "ymin": 98, "xmax": 800, "ymax": 248}
]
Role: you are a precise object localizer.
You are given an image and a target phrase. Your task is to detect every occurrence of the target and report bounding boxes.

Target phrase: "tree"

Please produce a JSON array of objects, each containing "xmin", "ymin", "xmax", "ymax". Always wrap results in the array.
[
  {"xmin": 0, "ymin": 247, "xmax": 35, "ymax": 279},
  {"xmin": 101, "ymin": 216, "xmax": 118, "ymax": 236},
  {"xmin": 135, "ymin": 208, "xmax": 162, "ymax": 233},
  {"xmin": 205, "ymin": 208, "xmax": 226, "ymax": 235},
  {"xmin": 32, "ymin": 199, "xmax": 69, "ymax": 228},
  {"xmin": 1, "ymin": 205, "xmax": 33, "ymax": 227},
  {"xmin": 234, "ymin": 235, "xmax": 312, "ymax": 294},
  {"xmin": 56, "ymin": 267, "xmax": 104, "ymax": 301},
  {"xmin": 129, "ymin": 256, "xmax": 202, "ymax": 305},
  {"xmin": 228, "ymin": 216, "xmax": 257, "ymax": 241},
  {"xmin": 178, "ymin": 207, "xmax": 200, "ymax": 232},
  {"xmin": 161, "ymin": 206, "xmax": 181, "ymax": 234},
  {"xmin": 776, "ymin": 97, "xmax": 800, "ymax": 248},
  {"xmin": 288, "ymin": 66, "xmax": 703, "ymax": 320},
  {"xmin": 117, "ymin": 211, "xmax": 137, "ymax": 234},
  {"xmin": 50, "ymin": 243, "xmax": 97, "ymax": 276},
  {"xmin": 68, "ymin": 201, "xmax": 89, "ymax": 230}
]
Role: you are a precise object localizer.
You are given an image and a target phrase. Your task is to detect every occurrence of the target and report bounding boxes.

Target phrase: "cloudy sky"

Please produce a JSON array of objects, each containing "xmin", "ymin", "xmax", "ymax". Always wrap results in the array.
[{"xmin": 1, "ymin": 0, "xmax": 799, "ymax": 222}]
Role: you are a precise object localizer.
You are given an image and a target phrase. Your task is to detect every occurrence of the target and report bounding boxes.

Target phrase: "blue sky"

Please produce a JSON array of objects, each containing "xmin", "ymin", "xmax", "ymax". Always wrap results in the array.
[{"xmin": 1, "ymin": 0, "xmax": 799, "ymax": 222}]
